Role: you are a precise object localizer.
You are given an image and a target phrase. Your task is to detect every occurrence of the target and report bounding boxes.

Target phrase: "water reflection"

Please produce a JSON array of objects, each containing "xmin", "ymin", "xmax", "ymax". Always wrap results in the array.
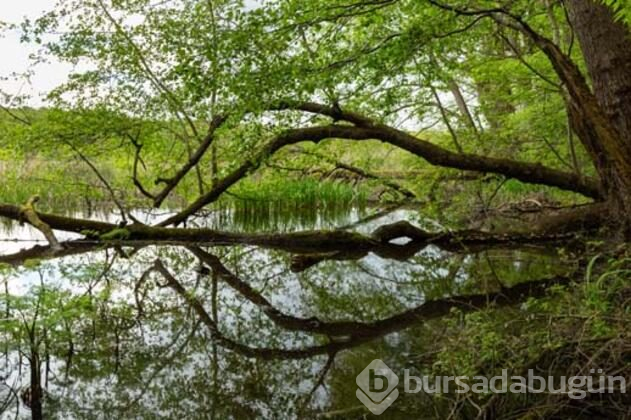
[{"xmin": 0, "ymin": 204, "xmax": 572, "ymax": 418}]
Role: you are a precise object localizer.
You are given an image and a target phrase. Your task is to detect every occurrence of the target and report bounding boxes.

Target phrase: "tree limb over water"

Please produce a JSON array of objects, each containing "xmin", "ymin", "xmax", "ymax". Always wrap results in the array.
[
  {"xmin": 156, "ymin": 103, "xmax": 603, "ymax": 227},
  {"xmin": 0, "ymin": 202, "xmax": 593, "ymax": 262},
  {"xmin": 18, "ymin": 196, "xmax": 62, "ymax": 251}
]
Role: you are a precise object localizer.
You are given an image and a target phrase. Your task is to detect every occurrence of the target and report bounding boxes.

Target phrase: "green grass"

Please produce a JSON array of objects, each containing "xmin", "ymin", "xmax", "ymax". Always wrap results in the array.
[
  {"xmin": 229, "ymin": 177, "xmax": 367, "ymax": 205},
  {"xmin": 210, "ymin": 178, "xmax": 369, "ymax": 231}
]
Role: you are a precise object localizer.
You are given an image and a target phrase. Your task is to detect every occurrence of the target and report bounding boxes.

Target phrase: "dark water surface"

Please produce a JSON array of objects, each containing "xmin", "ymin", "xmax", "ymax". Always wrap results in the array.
[{"xmin": 0, "ymin": 204, "xmax": 571, "ymax": 419}]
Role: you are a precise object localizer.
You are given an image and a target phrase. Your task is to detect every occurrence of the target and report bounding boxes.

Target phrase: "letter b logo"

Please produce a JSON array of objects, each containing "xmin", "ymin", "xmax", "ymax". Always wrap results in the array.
[
  {"xmin": 356, "ymin": 360, "xmax": 399, "ymax": 415},
  {"xmin": 369, "ymin": 369, "xmax": 389, "ymax": 392}
]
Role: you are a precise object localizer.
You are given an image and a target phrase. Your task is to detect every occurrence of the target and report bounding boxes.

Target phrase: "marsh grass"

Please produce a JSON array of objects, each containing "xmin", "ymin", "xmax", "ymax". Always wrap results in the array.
[
  {"xmin": 229, "ymin": 177, "xmax": 366, "ymax": 204},
  {"xmin": 0, "ymin": 157, "xmax": 125, "ymax": 213},
  {"xmin": 215, "ymin": 178, "xmax": 369, "ymax": 231},
  {"xmin": 0, "ymin": 156, "xmax": 371, "ymax": 232}
]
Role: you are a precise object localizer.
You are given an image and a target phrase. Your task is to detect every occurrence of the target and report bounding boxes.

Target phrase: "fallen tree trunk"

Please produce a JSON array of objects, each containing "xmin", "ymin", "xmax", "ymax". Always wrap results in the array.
[{"xmin": 0, "ymin": 203, "xmax": 588, "ymax": 257}]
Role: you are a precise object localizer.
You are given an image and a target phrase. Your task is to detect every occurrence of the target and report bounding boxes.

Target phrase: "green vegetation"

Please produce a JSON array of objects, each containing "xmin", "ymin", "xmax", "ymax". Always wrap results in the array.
[{"xmin": 0, "ymin": 0, "xmax": 630, "ymax": 418}]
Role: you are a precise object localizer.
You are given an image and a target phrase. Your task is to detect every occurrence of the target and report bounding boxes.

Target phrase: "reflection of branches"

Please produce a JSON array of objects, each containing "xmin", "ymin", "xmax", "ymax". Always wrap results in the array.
[
  {"xmin": 134, "ymin": 263, "xmax": 153, "ymax": 319},
  {"xmin": 84, "ymin": 249, "xmax": 117, "ymax": 297},
  {"xmin": 0, "ymin": 358, "xmax": 21, "ymax": 415},
  {"xmin": 152, "ymin": 259, "xmax": 348, "ymax": 360},
  {"xmin": 188, "ymin": 247, "xmax": 345, "ymax": 335},
  {"xmin": 119, "ymin": 319, "xmax": 201, "ymax": 413},
  {"xmin": 154, "ymin": 255, "xmax": 572, "ymax": 361},
  {"xmin": 299, "ymin": 352, "xmax": 336, "ymax": 414},
  {"xmin": 0, "ymin": 241, "xmax": 116, "ymax": 267},
  {"xmin": 353, "ymin": 261, "xmax": 418, "ymax": 285}
]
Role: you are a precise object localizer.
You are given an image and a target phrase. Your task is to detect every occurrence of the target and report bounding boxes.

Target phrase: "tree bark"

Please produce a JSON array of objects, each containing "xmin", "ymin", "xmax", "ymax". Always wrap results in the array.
[
  {"xmin": 566, "ymin": 0, "xmax": 631, "ymax": 235},
  {"xmin": 567, "ymin": 0, "xmax": 631, "ymax": 145}
]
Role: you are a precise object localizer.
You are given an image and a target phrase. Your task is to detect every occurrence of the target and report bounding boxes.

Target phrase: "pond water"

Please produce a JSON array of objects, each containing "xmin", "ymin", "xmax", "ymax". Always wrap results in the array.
[{"xmin": 0, "ymin": 203, "xmax": 572, "ymax": 419}]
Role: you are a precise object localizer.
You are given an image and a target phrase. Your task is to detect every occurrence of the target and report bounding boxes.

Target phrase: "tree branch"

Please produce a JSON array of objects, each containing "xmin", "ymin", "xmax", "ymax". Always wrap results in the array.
[
  {"xmin": 129, "ymin": 134, "xmax": 155, "ymax": 200},
  {"xmin": 294, "ymin": 149, "xmax": 417, "ymax": 199},
  {"xmin": 160, "ymin": 120, "xmax": 601, "ymax": 226},
  {"xmin": 18, "ymin": 196, "xmax": 62, "ymax": 251},
  {"xmin": 64, "ymin": 140, "xmax": 129, "ymax": 223},
  {"xmin": 152, "ymin": 114, "xmax": 228, "ymax": 207}
]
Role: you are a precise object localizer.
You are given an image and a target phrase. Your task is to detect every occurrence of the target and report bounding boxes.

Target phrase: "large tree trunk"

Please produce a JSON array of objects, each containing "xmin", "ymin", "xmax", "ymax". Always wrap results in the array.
[
  {"xmin": 566, "ymin": 0, "xmax": 631, "ymax": 235},
  {"xmin": 567, "ymin": 0, "xmax": 631, "ymax": 144}
]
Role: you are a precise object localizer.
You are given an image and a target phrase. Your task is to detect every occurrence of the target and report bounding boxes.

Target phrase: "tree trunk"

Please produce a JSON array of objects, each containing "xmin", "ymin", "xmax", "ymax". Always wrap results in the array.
[
  {"xmin": 567, "ymin": 0, "xmax": 631, "ymax": 144},
  {"xmin": 567, "ymin": 0, "xmax": 631, "ymax": 235},
  {"xmin": 448, "ymin": 80, "xmax": 479, "ymax": 135},
  {"xmin": 29, "ymin": 351, "xmax": 42, "ymax": 420}
]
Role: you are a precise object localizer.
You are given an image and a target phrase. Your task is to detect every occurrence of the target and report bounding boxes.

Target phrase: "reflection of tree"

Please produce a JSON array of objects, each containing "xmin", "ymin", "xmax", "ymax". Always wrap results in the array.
[
  {"xmin": 156, "ymin": 252, "xmax": 570, "ymax": 358},
  {"xmin": 0, "ymin": 239, "xmax": 581, "ymax": 418}
]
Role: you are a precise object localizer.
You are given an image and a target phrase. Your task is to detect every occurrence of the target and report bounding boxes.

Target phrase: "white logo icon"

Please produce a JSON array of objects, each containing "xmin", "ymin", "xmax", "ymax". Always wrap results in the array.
[{"xmin": 356, "ymin": 359, "xmax": 399, "ymax": 415}]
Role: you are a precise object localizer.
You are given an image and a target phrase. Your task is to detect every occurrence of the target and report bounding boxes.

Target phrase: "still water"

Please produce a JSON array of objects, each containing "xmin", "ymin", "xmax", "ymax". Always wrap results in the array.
[{"xmin": 0, "ymin": 203, "xmax": 569, "ymax": 419}]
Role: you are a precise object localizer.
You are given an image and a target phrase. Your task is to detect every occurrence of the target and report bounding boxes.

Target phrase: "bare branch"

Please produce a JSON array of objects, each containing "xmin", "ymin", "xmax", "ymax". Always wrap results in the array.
[{"xmin": 293, "ymin": 149, "xmax": 416, "ymax": 199}]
